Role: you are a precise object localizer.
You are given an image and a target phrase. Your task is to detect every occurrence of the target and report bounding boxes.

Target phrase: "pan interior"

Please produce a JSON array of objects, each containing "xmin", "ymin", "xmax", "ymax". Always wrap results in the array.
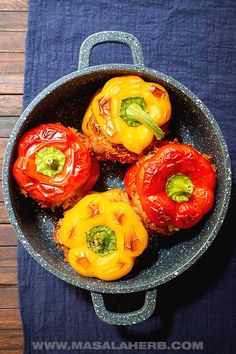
[{"xmin": 7, "ymin": 69, "xmax": 230, "ymax": 292}]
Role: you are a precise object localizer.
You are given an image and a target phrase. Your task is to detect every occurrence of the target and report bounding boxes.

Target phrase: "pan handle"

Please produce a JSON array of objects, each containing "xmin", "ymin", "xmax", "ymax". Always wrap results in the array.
[
  {"xmin": 90, "ymin": 289, "xmax": 157, "ymax": 325},
  {"xmin": 78, "ymin": 31, "xmax": 144, "ymax": 69}
]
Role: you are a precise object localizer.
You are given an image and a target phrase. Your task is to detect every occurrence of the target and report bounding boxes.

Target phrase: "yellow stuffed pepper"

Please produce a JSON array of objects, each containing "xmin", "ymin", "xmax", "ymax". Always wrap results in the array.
[
  {"xmin": 55, "ymin": 189, "xmax": 148, "ymax": 281},
  {"xmin": 82, "ymin": 75, "xmax": 171, "ymax": 163}
]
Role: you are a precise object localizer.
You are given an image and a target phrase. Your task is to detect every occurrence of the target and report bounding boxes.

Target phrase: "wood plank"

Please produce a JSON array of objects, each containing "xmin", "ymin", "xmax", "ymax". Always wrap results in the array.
[
  {"xmin": 0, "ymin": 186, "xmax": 3, "ymax": 202},
  {"xmin": 0, "ymin": 74, "xmax": 23, "ymax": 94},
  {"xmin": 0, "ymin": 53, "xmax": 25, "ymax": 74},
  {"xmin": 0, "ymin": 159, "xmax": 3, "ymax": 179},
  {"xmin": 0, "ymin": 350, "xmax": 22, "ymax": 354},
  {"xmin": 0, "ymin": 203, "xmax": 9, "ymax": 223},
  {"xmin": 0, "ymin": 160, "xmax": 3, "ymax": 179},
  {"xmin": 0, "ymin": 309, "xmax": 21, "ymax": 329},
  {"xmin": 0, "ymin": 0, "xmax": 27, "ymax": 11},
  {"xmin": 0, "ymin": 288, "xmax": 18, "ymax": 308},
  {"xmin": 0, "ymin": 32, "xmax": 26, "ymax": 53},
  {"xmin": 0, "ymin": 268, "xmax": 17, "ymax": 285},
  {"xmin": 0, "ymin": 330, "xmax": 23, "ymax": 348},
  {"xmin": 0, "ymin": 138, "xmax": 8, "ymax": 158},
  {"xmin": 0, "ymin": 8, "xmax": 26, "ymax": 351},
  {"xmin": 0, "ymin": 247, "xmax": 17, "ymax": 267},
  {"xmin": 0, "ymin": 12, "xmax": 27, "ymax": 31},
  {"xmin": 0, "ymin": 225, "xmax": 17, "ymax": 246},
  {"xmin": 0, "ymin": 117, "xmax": 18, "ymax": 137},
  {"xmin": 0, "ymin": 95, "xmax": 22, "ymax": 116}
]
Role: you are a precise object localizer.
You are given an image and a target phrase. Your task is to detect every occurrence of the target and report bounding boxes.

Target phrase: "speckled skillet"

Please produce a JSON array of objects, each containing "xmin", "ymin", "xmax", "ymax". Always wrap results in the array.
[{"xmin": 2, "ymin": 32, "xmax": 231, "ymax": 326}]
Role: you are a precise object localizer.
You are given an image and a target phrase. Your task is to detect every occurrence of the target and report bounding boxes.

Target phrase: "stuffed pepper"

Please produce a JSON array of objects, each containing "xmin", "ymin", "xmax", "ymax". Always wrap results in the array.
[
  {"xmin": 13, "ymin": 123, "xmax": 100, "ymax": 208},
  {"xmin": 125, "ymin": 143, "xmax": 216, "ymax": 235},
  {"xmin": 54, "ymin": 189, "xmax": 148, "ymax": 280},
  {"xmin": 82, "ymin": 75, "xmax": 171, "ymax": 163}
]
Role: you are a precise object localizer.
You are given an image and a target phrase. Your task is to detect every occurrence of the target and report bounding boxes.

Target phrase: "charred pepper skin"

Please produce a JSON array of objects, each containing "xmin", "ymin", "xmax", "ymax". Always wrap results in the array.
[
  {"xmin": 125, "ymin": 143, "xmax": 216, "ymax": 231},
  {"xmin": 13, "ymin": 123, "xmax": 100, "ymax": 207}
]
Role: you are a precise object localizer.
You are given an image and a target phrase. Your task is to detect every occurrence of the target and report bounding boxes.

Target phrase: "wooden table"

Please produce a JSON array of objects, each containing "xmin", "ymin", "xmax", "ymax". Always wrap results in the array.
[{"xmin": 0, "ymin": 1, "xmax": 28, "ymax": 352}]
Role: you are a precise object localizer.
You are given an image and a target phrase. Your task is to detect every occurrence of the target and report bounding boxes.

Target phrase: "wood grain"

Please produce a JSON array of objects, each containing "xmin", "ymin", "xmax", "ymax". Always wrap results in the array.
[
  {"xmin": 0, "ymin": 310, "xmax": 22, "ymax": 329},
  {"xmin": 0, "ymin": 74, "xmax": 23, "ymax": 94},
  {"xmin": 0, "ymin": 2, "xmax": 27, "ymax": 349},
  {"xmin": 0, "ymin": 351, "xmax": 22, "ymax": 354},
  {"xmin": 0, "ymin": 1, "xmax": 27, "ymax": 12},
  {"xmin": 0, "ymin": 138, "xmax": 8, "ymax": 158},
  {"xmin": 0, "ymin": 288, "xmax": 19, "ymax": 309},
  {"xmin": 0, "ymin": 204, "xmax": 9, "ymax": 223},
  {"xmin": 0, "ymin": 225, "xmax": 17, "ymax": 246},
  {"xmin": 0, "ymin": 268, "xmax": 17, "ymax": 285},
  {"xmin": 0, "ymin": 247, "xmax": 17, "ymax": 267},
  {"xmin": 0, "ymin": 117, "xmax": 18, "ymax": 137},
  {"xmin": 0, "ymin": 95, "xmax": 22, "ymax": 116},
  {"xmin": 0, "ymin": 12, "xmax": 27, "ymax": 31},
  {"xmin": 0, "ymin": 53, "xmax": 25, "ymax": 74},
  {"xmin": 0, "ymin": 330, "xmax": 23, "ymax": 348},
  {"xmin": 0, "ymin": 32, "xmax": 26, "ymax": 53},
  {"xmin": 0, "ymin": 160, "xmax": 3, "ymax": 179}
]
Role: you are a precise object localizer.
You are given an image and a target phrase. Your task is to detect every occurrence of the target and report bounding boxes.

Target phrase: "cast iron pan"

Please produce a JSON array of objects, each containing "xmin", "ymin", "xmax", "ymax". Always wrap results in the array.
[{"xmin": 2, "ymin": 31, "xmax": 231, "ymax": 325}]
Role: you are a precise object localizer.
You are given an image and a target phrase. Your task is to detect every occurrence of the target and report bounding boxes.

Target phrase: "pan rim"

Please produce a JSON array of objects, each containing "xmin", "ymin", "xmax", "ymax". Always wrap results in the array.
[{"xmin": 2, "ymin": 64, "xmax": 232, "ymax": 294}]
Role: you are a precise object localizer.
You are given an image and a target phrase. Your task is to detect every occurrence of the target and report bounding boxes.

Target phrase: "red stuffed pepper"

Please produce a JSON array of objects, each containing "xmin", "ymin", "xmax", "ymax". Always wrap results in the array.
[
  {"xmin": 125, "ymin": 143, "xmax": 216, "ymax": 234},
  {"xmin": 13, "ymin": 123, "xmax": 100, "ymax": 208}
]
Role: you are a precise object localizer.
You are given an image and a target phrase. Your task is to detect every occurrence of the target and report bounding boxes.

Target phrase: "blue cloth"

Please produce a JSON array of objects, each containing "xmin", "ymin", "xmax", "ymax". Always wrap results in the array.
[{"xmin": 19, "ymin": 0, "xmax": 236, "ymax": 353}]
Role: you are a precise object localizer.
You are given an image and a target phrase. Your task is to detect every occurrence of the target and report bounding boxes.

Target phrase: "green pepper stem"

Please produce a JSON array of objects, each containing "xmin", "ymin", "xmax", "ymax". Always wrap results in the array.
[
  {"xmin": 86, "ymin": 226, "xmax": 116, "ymax": 256},
  {"xmin": 35, "ymin": 146, "xmax": 66, "ymax": 178},
  {"xmin": 126, "ymin": 103, "xmax": 164, "ymax": 140},
  {"xmin": 166, "ymin": 173, "xmax": 194, "ymax": 203}
]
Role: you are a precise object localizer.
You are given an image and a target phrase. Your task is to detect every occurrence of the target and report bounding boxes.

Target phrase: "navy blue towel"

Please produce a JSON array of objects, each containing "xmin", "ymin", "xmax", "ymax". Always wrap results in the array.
[{"xmin": 19, "ymin": 1, "xmax": 236, "ymax": 353}]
